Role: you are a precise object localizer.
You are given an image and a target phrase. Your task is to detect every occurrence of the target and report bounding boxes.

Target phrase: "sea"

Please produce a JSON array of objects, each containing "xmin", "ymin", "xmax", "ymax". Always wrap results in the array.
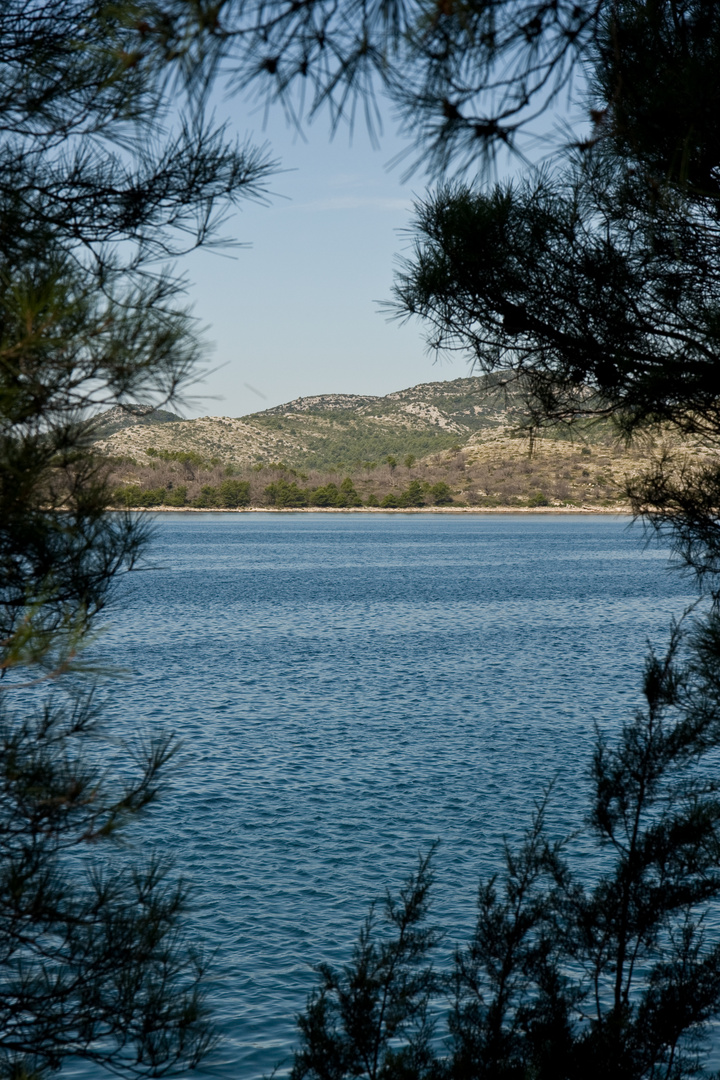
[{"xmin": 90, "ymin": 512, "xmax": 696, "ymax": 1078}]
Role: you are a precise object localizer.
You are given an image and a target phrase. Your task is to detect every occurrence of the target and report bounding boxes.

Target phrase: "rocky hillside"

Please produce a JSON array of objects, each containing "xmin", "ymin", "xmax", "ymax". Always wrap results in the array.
[
  {"xmin": 93, "ymin": 376, "xmax": 564, "ymax": 469},
  {"xmin": 93, "ymin": 403, "xmax": 183, "ymax": 438},
  {"xmin": 95, "ymin": 376, "xmax": 716, "ymax": 510}
]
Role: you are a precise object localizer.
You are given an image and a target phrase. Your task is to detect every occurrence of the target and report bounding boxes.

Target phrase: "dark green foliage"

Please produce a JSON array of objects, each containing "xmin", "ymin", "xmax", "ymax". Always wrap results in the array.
[
  {"xmin": 628, "ymin": 459, "xmax": 720, "ymax": 594},
  {"xmin": 0, "ymin": 699, "xmax": 214, "ymax": 1080},
  {"xmin": 193, "ymin": 486, "xmax": 220, "ymax": 508},
  {"xmin": 391, "ymin": 9, "xmax": 720, "ymax": 445},
  {"xmin": 339, "ymin": 478, "xmax": 363, "ymax": 506},
  {"xmin": 445, "ymin": 806, "xmax": 573, "ymax": 1080},
  {"xmin": 311, "ymin": 478, "xmax": 363, "ymax": 508},
  {"xmin": 399, "ymin": 481, "xmax": 425, "ymax": 508},
  {"xmin": 165, "ymin": 484, "xmax": 188, "ymax": 507},
  {"xmin": 291, "ymin": 853, "xmax": 441, "ymax": 1080},
  {"xmin": 393, "ymin": 168, "xmax": 720, "ymax": 438},
  {"xmin": 0, "ymin": 0, "xmax": 273, "ymax": 671},
  {"xmin": 112, "ymin": 485, "xmax": 188, "ymax": 508},
  {"xmin": 265, "ymin": 477, "xmax": 364, "ymax": 509},
  {"xmin": 428, "ymin": 483, "xmax": 453, "ymax": 506},
  {"xmin": 192, "ymin": 480, "xmax": 250, "ymax": 508},
  {"xmin": 594, "ymin": 3, "xmax": 720, "ymax": 197},
  {"xmin": 219, "ymin": 479, "xmax": 251, "ymax": 507},
  {"xmin": 381, "ymin": 482, "xmax": 426, "ymax": 509},
  {"xmin": 265, "ymin": 480, "xmax": 310, "ymax": 508},
  {"xmin": 293, "ymin": 616, "xmax": 720, "ymax": 1079},
  {"xmin": 113, "ymin": 486, "xmax": 168, "ymax": 508},
  {"xmin": 311, "ymin": 483, "xmax": 344, "ymax": 507},
  {"xmin": 112, "ymin": 484, "xmax": 189, "ymax": 508},
  {"xmin": 0, "ymin": 1, "xmax": 275, "ymax": 1073}
]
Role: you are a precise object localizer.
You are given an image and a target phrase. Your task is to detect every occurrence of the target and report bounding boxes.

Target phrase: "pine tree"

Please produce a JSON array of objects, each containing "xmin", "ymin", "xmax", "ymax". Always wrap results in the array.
[
  {"xmin": 284, "ymin": 5, "xmax": 720, "ymax": 1077},
  {"xmin": 0, "ymin": 3, "xmax": 273, "ymax": 1075},
  {"xmin": 293, "ymin": 616, "xmax": 720, "ymax": 1079}
]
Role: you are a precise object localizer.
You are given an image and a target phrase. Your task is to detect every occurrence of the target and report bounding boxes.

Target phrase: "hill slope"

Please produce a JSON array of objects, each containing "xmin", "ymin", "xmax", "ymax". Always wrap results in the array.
[
  {"xmin": 95, "ymin": 376, "xmax": 716, "ymax": 511},
  {"xmin": 93, "ymin": 376, "xmax": 563, "ymax": 469}
]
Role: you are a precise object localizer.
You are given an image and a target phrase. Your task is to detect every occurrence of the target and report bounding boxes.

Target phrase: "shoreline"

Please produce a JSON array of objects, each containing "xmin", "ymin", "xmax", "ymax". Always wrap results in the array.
[{"xmin": 120, "ymin": 504, "xmax": 633, "ymax": 515}]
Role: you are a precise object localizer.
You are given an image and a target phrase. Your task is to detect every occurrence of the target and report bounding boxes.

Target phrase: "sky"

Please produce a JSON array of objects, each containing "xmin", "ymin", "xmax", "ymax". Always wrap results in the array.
[
  {"xmin": 179, "ymin": 93, "xmax": 469, "ymax": 419},
  {"xmin": 177, "ymin": 64, "xmax": 586, "ymax": 421}
]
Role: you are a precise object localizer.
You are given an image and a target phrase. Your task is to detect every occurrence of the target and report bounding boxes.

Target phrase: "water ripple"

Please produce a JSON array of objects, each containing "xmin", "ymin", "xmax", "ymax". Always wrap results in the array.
[{"xmin": 86, "ymin": 513, "xmax": 693, "ymax": 1078}]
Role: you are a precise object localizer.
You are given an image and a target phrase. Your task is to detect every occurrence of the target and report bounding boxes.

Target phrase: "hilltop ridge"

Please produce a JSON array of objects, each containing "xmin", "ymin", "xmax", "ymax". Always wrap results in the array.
[
  {"xmin": 96, "ymin": 374, "xmax": 717, "ymax": 511},
  {"xmin": 92, "ymin": 375, "xmax": 537, "ymax": 469}
]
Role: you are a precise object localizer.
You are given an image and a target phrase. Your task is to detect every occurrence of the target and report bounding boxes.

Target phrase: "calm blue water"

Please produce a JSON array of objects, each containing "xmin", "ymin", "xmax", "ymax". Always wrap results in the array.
[{"xmin": 93, "ymin": 513, "xmax": 693, "ymax": 1078}]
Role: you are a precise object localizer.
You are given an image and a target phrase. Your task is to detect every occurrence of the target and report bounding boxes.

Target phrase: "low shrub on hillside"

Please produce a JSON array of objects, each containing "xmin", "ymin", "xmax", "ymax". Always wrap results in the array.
[
  {"xmin": 193, "ymin": 480, "xmax": 251, "ymax": 508},
  {"xmin": 265, "ymin": 476, "xmax": 363, "ymax": 508},
  {"xmin": 107, "ymin": 436, "xmax": 646, "ymax": 511},
  {"xmin": 264, "ymin": 480, "xmax": 309, "ymax": 507},
  {"xmin": 428, "ymin": 481, "xmax": 453, "ymax": 505},
  {"xmin": 112, "ymin": 485, "xmax": 188, "ymax": 507},
  {"xmin": 381, "ymin": 480, "xmax": 427, "ymax": 508},
  {"xmin": 310, "ymin": 478, "xmax": 362, "ymax": 507},
  {"xmin": 165, "ymin": 486, "xmax": 188, "ymax": 507},
  {"xmin": 146, "ymin": 447, "xmax": 205, "ymax": 466}
]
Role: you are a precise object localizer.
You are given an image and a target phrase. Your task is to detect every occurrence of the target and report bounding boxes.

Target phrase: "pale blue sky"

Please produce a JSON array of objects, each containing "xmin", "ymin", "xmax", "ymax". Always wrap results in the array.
[
  {"xmin": 180, "ymin": 95, "xmax": 466, "ymax": 418},
  {"xmin": 179, "ymin": 77, "xmax": 582, "ymax": 419}
]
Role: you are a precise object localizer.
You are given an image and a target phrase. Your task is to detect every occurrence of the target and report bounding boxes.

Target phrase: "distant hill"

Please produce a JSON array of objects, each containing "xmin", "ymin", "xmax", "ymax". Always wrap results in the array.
[
  {"xmin": 92, "ymin": 404, "xmax": 184, "ymax": 438},
  {"xmin": 97, "ymin": 376, "xmax": 718, "ymax": 511},
  {"xmin": 93, "ymin": 375, "xmax": 570, "ymax": 469}
]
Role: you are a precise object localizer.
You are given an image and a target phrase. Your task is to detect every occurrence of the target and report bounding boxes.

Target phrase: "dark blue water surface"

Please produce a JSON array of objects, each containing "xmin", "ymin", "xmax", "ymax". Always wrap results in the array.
[{"xmin": 95, "ymin": 513, "xmax": 694, "ymax": 1078}]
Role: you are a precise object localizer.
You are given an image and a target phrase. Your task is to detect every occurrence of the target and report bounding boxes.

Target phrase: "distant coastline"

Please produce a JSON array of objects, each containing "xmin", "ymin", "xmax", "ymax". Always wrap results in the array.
[
  {"xmin": 98, "ymin": 375, "xmax": 696, "ymax": 515},
  {"xmin": 123, "ymin": 504, "xmax": 632, "ymax": 515}
]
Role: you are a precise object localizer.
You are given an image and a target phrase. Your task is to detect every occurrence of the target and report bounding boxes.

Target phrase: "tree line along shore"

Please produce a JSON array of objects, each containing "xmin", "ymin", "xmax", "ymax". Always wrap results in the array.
[{"xmin": 105, "ymin": 434, "xmax": 703, "ymax": 512}]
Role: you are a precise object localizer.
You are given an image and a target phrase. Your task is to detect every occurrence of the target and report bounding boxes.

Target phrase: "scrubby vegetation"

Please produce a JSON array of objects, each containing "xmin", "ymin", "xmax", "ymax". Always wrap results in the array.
[
  {"xmin": 106, "ymin": 436, "xmax": 669, "ymax": 510},
  {"xmin": 250, "ymin": 411, "xmax": 463, "ymax": 469},
  {"xmin": 97, "ymin": 379, "xmax": 716, "ymax": 512}
]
